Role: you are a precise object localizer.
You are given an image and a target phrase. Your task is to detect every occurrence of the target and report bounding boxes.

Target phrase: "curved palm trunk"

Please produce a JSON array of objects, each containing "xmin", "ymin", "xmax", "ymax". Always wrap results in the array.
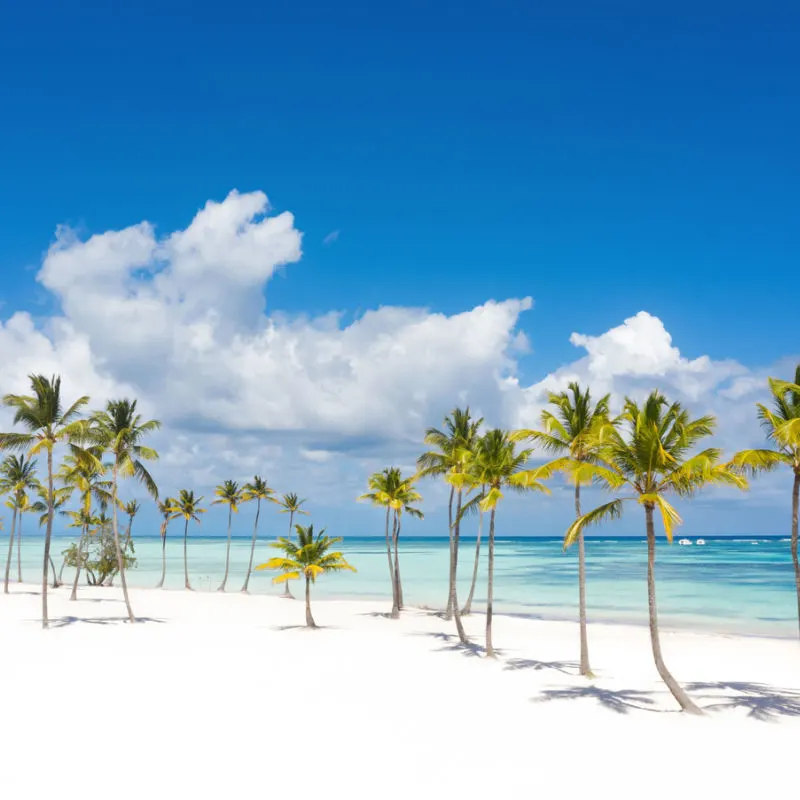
[
  {"xmin": 791, "ymin": 470, "xmax": 800, "ymax": 638},
  {"xmin": 485, "ymin": 506, "xmax": 497, "ymax": 656},
  {"xmin": 282, "ymin": 510, "xmax": 294, "ymax": 598},
  {"xmin": 305, "ymin": 574, "xmax": 316, "ymax": 628},
  {"xmin": 390, "ymin": 512, "xmax": 400, "ymax": 618},
  {"xmin": 645, "ymin": 505, "xmax": 701, "ymax": 713},
  {"xmin": 445, "ymin": 486, "xmax": 455, "ymax": 619},
  {"xmin": 16, "ymin": 511, "xmax": 23, "ymax": 583},
  {"xmin": 58, "ymin": 557, "xmax": 67, "ymax": 582},
  {"xmin": 450, "ymin": 489, "xmax": 468, "ymax": 644},
  {"xmin": 463, "ymin": 487, "xmax": 485, "ymax": 615},
  {"xmin": 111, "ymin": 465, "xmax": 136, "ymax": 623},
  {"xmin": 42, "ymin": 448, "xmax": 54, "ymax": 629},
  {"xmin": 49, "ymin": 555, "xmax": 59, "ymax": 588},
  {"xmin": 218, "ymin": 507, "xmax": 233, "ymax": 591},
  {"xmin": 70, "ymin": 527, "xmax": 88, "ymax": 601},
  {"xmin": 393, "ymin": 512, "xmax": 404, "ymax": 609},
  {"xmin": 383, "ymin": 505, "xmax": 398, "ymax": 617},
  {"xmin": 183, "ymin": 518, "xmax": 193, "ymax": 590},
  {"xmin": 156, "ymin": 523, "xmax": 168, "ymax": 588},
  {"xmin": 4, "ymin": 508, "xmax": 17, "ymax": 594},
  {"xmin": 241, "ymin": 498, "xmax": 261, "ymax": 593},
  {"xmin": 576, "ymin": 484, "xmax": 593, "ymax": 677}
]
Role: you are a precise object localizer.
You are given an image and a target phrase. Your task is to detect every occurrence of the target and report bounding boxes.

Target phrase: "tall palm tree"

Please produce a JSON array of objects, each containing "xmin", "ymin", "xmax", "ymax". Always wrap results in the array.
[
  {"xmin": 417, "ymin": 407, "xmax": 482, "ymax": 643},
  {"xmin": 390, "ymin": 472, "xmax": 423, "ymax": 610},
  {"xmin": 240, "ymin": 476, "xmax": 277, "ymax": 593},
  {"xmin": 88, "ymin": 399, "xmax": 160, "ymax": 623},
  {"xmin": 170, "ymin": 489, "xmax": 206, "ymax": 590},
  {"xmin": 275, "ymin": 492, "xmax": 308, "ymax": 597},
  {"xmin": 212, "ymin": 480, "xmax": 243, "ymax": 591},
  {"xmin": 512, "ymin": 381, "xmax": 612, "ymax": 676},
  {"xmin": 0, "ymin": 454, "xmax": 39, "ymax": 592},
  {"xmin": 155, "ymin": 497, "xmax": 175, "ymax": 589},
  {"xmin": 0, "ymin": 375, "xmax": 89, "ymax": 628},
  {"xmin": 730, "ymin": 365, "xmax": 800, "ymax": 637},
  {"xmin": 565, "ymin": 391, "xmax": 747, "ymax": 713},
  {"xmin": 461, "ymin": 477, "xmax": 485, "ymax": 616},
  {"xmin": 29, "ymin": 484, "xmax": 73, "ymax": 587},
  {"xmin": 470, "ymin": 429, "xmax": 551, "ymax": 656},
  {"xmin": 257, "ymin": 523, "xmax": 356, "ymax": 628}
]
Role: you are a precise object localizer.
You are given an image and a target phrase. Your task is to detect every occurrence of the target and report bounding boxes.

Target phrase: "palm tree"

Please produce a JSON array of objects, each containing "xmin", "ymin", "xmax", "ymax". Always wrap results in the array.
[
  {"xmin": 256, "ymin": 523, "xmax": 355, "ymax": 627},
  {"xmin": 390, "ymin": 472, "xmax": 423, "ymax": 610},
  {"xmin": 470, "ymin": 429, "xmax": 551, "ymax": 656},
  {"xmin": 155, "ymin": 497, "xmax": 175, "ymax": 589},
  {"xmin": 240, "ymin": 476, "xmax": 277, "ymax": 593},
  {"xmin": 0, "ymin": 375, "xmax": 90, "ymax": 628},
  {"xmin": 29, "ymin": 484, "xmax": 73, "ymax": 587},
  {"xmin": 123, "ymin": 500, "xmax": 141, "ymax": 550},
  {"xmin": 512, "ymin": 381, "xmax": 612, "ymax": 676},
  {"xmin": 0, "ymin": 454, "xmax": 39, "ymax": 592},
  {"xmin": 88, "ymin": 399, "xmax": 160, "ymax": 623},
  {"xmin": 417, "ymin": 407, "xmax": 482, "ymax": 643},
  {"xmin": 565, "ymin": 391, "xmax": 747, "ymax": 713},
  {"xmin": 212, "ymin": 480, "xmax": 243, "ymax": 591},
  {"xmin": 275, "ymin": 492, "xmax": 308, "ymax": 598},
  {"xmin": 461, "ymin": 476, "xmax": 485, "ymax": 616},
  {"xmin": 170, "ymin": 489, "xmax": 206, "ymax": 590},
  {"xmin": 730, "ymin": 365, "xmax": 800, "ymax": 637}
]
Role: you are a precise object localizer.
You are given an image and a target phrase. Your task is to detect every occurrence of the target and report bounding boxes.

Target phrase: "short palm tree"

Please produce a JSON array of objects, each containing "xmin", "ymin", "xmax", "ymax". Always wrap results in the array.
[
  {"xmin": 123, "ymin": 500, "xmax": 141, "ymax": 550},
  {"xmin": 0, "ymin": 454, "xmax": 39, "ymax": 592},
  {"xmin": 170, "ymin": 489, "xmax": 206, "ymax": 590},
  {"xmin": 565, "ymin": 391, "xmax": 748, "ymax": 713},
  {"xmin": 240, "ymin": 476, "xmax": 277, "ymax": 593},
  {"xmin": 0, "ymin": 375, "xmax": 90, "ymax": 628},
  {"xmin": 417, "ymin": 407, "xmax": 482, "ymax": 642},
  {"xmin": 470, "ymin": 429, "xmax": 551, "ymax": 656},
  {"xmin": 256, "ymin": 523, "xmax": 355, "ymax": 627},
  {"xmin": 731, "ymin": 365, "xmax": 800, "ymax": 637},
  {"xmin": 275, "ymin": 492, "xmax": 308, "ymax": 597},
  {"xmin": 212, "ymin": 480, "xmax": 243, "ymax": 591},
  {"xmin": 89, "ymin": 399, "xmax": 160, "ymax": 622},
  {"xmin": 155, "ymin": 497, "xmax": 175, "ymax": 589},
  {"xmin": 513, "ymin": 381, "xmax": 612, "ymax": 676}
]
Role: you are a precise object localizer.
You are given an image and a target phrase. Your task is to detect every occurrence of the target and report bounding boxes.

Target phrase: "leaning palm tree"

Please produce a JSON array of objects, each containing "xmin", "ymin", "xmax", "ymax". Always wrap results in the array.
[
  {"xmin": 470, "ymin": 429, "xmax": 551, "ymax": 656},
  {"xmin": 0, "ymin": 454, "xmax": 39, "ymax": 592},
  {"xmin": 730, "ymin": 365, "xmax": 800, "ymax": 637},
  {"xmin": 513, "ymin": 381, "xmax": 613, "ymax": 676},
  {"xmin": 212, "ymin": 480, "xmax": 243, "ymax": 591},
  {"xmin": 417, "ymin": 407, "xmax": 482, "ymax": 643},
  {"xmin": 88, "ymin": 399, "xmax": 160, "ymax": 623},
  {"xmin": 274, "ymin": 492, "xmax": 308, "ymax": 597},
  {"xmin": 155, "ymin": 497, "xmax": 175, "ymax": 589},
  {"xmin": 256, "ymin": 523, "xmax": 355, "ymax": 627},
  {"xmin": 240, "ymin": 476, "xmax": 277, "ymax": 593},
  {"xmin": 170, "ymin": 489, "xmax": 206, "ymax": 590},
  {"xmin": 565, "ymin": 391, "xmax": 748, "ymax": 713},
  {"xmin": 0, "ymin": 375, "xmax": 90, "ymax": 628}
]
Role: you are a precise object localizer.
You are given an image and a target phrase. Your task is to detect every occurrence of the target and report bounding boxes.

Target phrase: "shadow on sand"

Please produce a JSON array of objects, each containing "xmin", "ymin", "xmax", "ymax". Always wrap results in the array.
[
  {"xmin": 534, "ymin": 686, "xmax": 662, "ymax": 715},
  {"xmin": 505, "ymin": 658, "xmax": 580, "ymax": 675},
  {"xmin": 412, "ymin": 630, "xmax": 494, "ymax": 658},
  {"xmin": 687, "ymin": 681, "xmax": 800, "ymax": 721},
  {"xmin": 50, "ymin": 615, "xmax": 165, "ymax": 628}
]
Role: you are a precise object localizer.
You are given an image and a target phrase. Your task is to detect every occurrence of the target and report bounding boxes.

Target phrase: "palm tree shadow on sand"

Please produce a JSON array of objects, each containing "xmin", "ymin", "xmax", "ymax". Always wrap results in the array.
[
  {"xmin": 505, "ymin": 658, "xmax": 581, "ymax": 675},
  {"xmin": 412, "ymin": 630, "xmax": 495, "ymax": 658},
  {"xmin": 534, "ymin": 686, "xmax": 663, "ymax": 715},
  {"xmin": 687, "ymin": 682, "xmax": 800, "ymax": 721},
  {"xmin": 50, "ymin": 615, "xmax": 165, "ymax": 628}
]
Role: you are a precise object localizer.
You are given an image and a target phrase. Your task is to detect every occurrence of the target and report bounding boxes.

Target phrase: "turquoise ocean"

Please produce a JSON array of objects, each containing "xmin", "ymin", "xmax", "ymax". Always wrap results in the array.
[{"xmin": 7, "ymin": 534, "xmax": 796, "ymax": 637}]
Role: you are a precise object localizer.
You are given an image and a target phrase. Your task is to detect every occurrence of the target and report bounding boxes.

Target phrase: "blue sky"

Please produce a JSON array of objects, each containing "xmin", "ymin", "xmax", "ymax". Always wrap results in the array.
[{"xmin": 0, "ymin": 2, "xmax": 798, "ymax": 537}]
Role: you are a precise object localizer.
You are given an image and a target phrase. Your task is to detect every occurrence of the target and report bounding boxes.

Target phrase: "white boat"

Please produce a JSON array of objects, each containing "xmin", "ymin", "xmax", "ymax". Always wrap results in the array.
[
  {"xmin": 678, "ymin": 538, "xmax": 692, "ymax": 546},
  {"xmin": 696, "ymin": 538, "xmax": 706, "ymax": 545}
]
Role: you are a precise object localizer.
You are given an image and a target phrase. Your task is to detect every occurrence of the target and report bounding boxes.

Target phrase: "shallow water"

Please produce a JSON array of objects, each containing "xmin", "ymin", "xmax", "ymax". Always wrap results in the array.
[{"xmin": 8, "ymin": 534, "xmax": 797, "ymax": 637}]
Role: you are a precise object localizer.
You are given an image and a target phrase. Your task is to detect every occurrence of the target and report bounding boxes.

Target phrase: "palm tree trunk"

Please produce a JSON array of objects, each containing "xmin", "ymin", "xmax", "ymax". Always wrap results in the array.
[
  {"xmin": 645, "ymin": 505, "xmax": 701, "ymax": 714},
  {"xmin": 16, "ymin": 509, "xmax": 23, "ymax": 582},
  {"xmin": 485, "ymin": 506, "xmax": 497, "ymax": 657},
  {"xmin": 394, "ymin": 512, "xmax": 403, "ymax": 609},
  {"xmin": 184, "ymin": 518, "xmax": 193, "ymax": 590},
  {"xmin": 390, "ymin": 512, "xmax": 400, "ymax": 618},
  {"xmin": 791, "ymin": 470, "xmax": 800, "ymax": 638},
  {"xmin": 383, "ymin": 505, "xmax": 398, "ymax": 617},
  {"xmin": 156, "ymin": 524, "xmax": 167, "ymax": 588},
  {"xmin": 282, "ymin": 510, "xmax": 294, "ymax": 598},
  {"xmin": 42, "ymin": 447, "xmax": 54, "ymax": 629},
  {"xmin": 111, "ymin": 464, "xmax": 136, "ymax": 623},
  {"xmin": 450, "ymin": 489, "xmax": 468, "ymax": 644},
  {"xmin": 445, "ymin": 486, "xmax": 454, "ymax": 619},
  {"xmin": 49, "ymin": 555, "xmax": 59, "ymax": 588},
  {"xmin": 59, "ymin": 557, "xmax": 67, "ymax": 582},
  {"xmin": 241, "ymin": 498, "xmax": 261, "ymax": 592},
  {"xmin": 305, "ymin": 575, "xmax": 316, "ymax": 628},
  {"xmin": 4, "ymin": 507, "xmax": 17, "ymax": 594},
  {"xmin": 576, "ymin": 484, "xmax": 593, "ymax": 677},
  {"xmin": 70, "ymin": 527, "xmax": 88, "ymax": 601},
  {"xmin": 463, "ymin": 487, "xmax": 485, "ymax": 615},
  {"xmin": 218, "ymin": 507, "xmax": 233, "ymax": 591}
]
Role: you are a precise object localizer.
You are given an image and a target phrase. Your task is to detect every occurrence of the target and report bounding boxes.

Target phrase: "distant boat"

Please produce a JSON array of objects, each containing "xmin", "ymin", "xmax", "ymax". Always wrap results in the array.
[
  {"xmin": 696, "ymin": 538, "xmax": 706, "ymax": 545},
  {"xmin": 678, "ymin": 538, "xmax": 692, "ymax": 546}
]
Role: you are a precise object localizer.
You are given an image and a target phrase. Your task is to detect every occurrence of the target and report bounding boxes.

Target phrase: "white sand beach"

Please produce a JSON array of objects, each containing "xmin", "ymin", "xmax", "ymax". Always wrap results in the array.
[{"xmin": 2, "ymin": 585, "xmax": 799, "ymax": 798}]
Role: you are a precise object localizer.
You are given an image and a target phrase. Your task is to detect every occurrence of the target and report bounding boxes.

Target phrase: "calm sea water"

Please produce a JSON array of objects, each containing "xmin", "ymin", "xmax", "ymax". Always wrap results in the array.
[{"xmin": 7, "ymin": 534, "xmax": 796, "ymax": 637}]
